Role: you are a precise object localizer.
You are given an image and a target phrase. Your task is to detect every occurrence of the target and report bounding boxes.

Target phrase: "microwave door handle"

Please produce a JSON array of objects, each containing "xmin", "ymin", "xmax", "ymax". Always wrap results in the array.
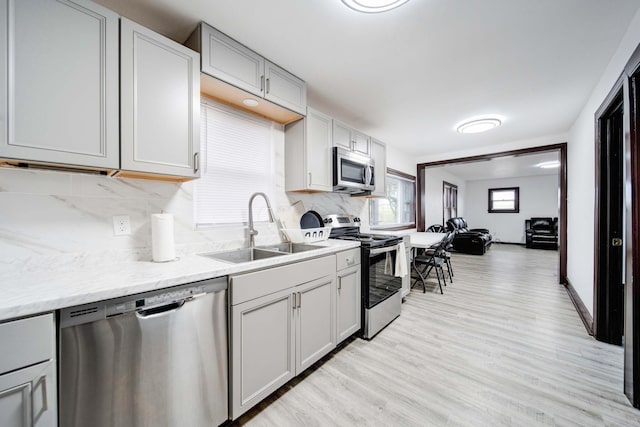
[{"xmin": 366, "ymin": 165, "xmax": 373, "ymax": 185}]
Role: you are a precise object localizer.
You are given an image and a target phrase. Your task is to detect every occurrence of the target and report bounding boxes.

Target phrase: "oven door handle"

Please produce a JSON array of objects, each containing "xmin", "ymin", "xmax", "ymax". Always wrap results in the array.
[{"xmin": 369, "ymin": 245, "xmax": 398, "ymax": 256}]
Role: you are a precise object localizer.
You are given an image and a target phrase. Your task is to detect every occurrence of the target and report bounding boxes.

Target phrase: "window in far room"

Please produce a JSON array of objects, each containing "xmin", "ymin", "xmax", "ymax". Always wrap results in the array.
[
  {"xmin": 443, "ymin": 181, "xmax": 458, "ymax": 223},
  {"xmin": 488, "ymin": 187, "xmax": 520, "ymax": 213},
  {"xmin": 369, "ymin": 169, "xmax": 416, "ymax": 229}
]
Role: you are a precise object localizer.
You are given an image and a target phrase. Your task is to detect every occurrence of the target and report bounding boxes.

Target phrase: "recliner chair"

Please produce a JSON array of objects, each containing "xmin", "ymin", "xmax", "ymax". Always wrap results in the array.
[
  {"xmin": 446, "ymin": 217, "xmax": 492, "ymax": 255},
  {"xmin": 525, "ymin": 217, "xmax": 558, "ymax": 249}
]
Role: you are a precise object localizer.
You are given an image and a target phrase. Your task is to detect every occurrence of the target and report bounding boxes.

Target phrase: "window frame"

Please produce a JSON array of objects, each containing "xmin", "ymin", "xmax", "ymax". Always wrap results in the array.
[
  {"xmin": 488, "ymin": 186, "xmax": 520, "ymax": 213},
  {"xmin": 369, "ymin": 167, "xmax": 416, "ymax": 231}
]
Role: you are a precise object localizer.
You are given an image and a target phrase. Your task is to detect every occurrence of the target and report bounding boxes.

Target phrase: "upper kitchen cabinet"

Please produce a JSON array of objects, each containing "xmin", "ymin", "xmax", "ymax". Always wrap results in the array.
[
  {"xmin": 185, "ymin": 22, "xmax": 307, "ymax": 123},
  {"xmin": 264, "ymin": 61, "xmax": 307, "ymax": 116},
  {"xmin": 0, "ymin": 0, "xmax": 119, "ymax": 171},
  {"xmin": 332, "ymin": 121, "xmax": 370, "ymax": 156},
  {"xmin": 118, "ymin": 18, "xmax": 200, "ymax": 180},
  {"xmin": 285, "ymin": 108, "xmax": 333, "ymax": 192},
  {"xmin": 370, "ymin": 138, "xmax": 387, "ymax": 197},
  {"xmin": 198, "ymin": 24, "xmax": 263, "ymax": 96}
]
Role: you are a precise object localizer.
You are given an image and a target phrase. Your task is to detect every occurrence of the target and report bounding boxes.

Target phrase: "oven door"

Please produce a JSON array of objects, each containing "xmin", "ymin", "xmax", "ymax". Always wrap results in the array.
[{"xmin": 363, "ymin": 245, "xmax": 402, "ymax": 309}]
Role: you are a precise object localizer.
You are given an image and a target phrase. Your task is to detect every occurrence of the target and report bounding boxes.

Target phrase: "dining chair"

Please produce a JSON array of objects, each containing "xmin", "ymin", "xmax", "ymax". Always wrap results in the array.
[
  {"xmin": 421, "ymin": 232, "xmax": 455, "ymax": 282},
  {"xmin": 411, "ymin": 233, "xmax": 450, "ymax": 294}
]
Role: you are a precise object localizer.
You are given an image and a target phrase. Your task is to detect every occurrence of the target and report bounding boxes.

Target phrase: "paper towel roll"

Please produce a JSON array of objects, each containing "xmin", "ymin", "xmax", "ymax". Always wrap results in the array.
[{"xmin": 152, "ymin": 213, "xmax": 175, "ymax": 262}]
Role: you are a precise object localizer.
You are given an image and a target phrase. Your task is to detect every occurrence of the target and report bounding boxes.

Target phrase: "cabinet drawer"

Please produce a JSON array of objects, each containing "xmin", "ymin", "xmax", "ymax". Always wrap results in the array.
[
  {"xmin": 231, "ymin": 255, "xmax": 335, "ymax": 305},
  {"xmin": 0, "ymin": 313, "xmax": 54, "ymax": 375},
  {"xmin": 336, "ymin": 248, "xmax": 361, "ymax": 271}
]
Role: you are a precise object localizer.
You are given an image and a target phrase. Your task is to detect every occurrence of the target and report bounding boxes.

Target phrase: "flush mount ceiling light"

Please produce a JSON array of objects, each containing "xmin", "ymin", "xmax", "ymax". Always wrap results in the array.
[
  {"xmin": 242, "ymin": 98, "xmax": 259, "ymax": 107},
  {"xmin": 536, "ymin": 160, "xmax": 560, "ymax": 169},
  {"xmin": 456, "ymin": 118, "xmax": 502, "ymax": 134},
  {"xmin": 341, "ymin": 0, "xmax": 411, "ymax": 13}
]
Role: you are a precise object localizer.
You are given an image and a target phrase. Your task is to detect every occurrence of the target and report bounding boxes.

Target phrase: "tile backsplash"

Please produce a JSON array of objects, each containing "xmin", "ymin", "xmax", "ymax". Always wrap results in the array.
[{"xmin": 0, "ymin": 167, "xmax": 367, "ymax": 275}]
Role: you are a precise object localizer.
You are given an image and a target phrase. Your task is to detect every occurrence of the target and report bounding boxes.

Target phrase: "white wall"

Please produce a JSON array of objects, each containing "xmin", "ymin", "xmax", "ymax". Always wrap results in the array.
[
  {"xmin": 464, "ymin": 175, "xmax": 559, "ymax": 243},
  {"xmin": 566, "ymin": 9, "xmax": 640, "ymax": 315},
  {"xmin": 423, "ymin": 167, "xmax": 466, "ymax": 228}
]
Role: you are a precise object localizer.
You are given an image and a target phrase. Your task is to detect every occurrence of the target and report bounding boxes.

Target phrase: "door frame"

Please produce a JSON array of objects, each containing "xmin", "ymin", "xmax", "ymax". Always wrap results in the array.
[
  {"xmin": 594, "ymin": 79, "xmax": 625, "ymax": 345},
  {"xmin": 416, "ymin": 142, "xmax": 568, "ymax": 284}
]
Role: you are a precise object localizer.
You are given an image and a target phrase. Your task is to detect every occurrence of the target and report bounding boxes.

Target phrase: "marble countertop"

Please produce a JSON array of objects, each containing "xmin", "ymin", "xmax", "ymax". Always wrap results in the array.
[{"xmin": 0, "ymin": 240, "xmax": 359, "ymax": 322}]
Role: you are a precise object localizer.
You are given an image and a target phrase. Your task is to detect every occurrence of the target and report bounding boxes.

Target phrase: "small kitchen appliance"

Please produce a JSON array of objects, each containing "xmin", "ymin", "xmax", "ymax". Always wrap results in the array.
[
  {"xmin": 325, "ymin": 214, "xmax": 403, "ymax": 339},
  {"xmin": 332, "ymin": 147, "xmax": 375, "ymax": 194}
]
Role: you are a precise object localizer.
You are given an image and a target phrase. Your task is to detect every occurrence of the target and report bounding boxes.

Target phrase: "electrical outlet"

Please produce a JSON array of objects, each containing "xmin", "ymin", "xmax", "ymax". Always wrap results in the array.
[{"xmin": 113, "ymin": 215, "xmax": 131, "ymax": 236}]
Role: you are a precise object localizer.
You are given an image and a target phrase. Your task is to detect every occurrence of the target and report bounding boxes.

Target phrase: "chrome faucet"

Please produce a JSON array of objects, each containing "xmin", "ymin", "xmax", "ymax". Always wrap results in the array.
[{"xmin": 248, "ymin": 192, "xmax": 275, "ymax": 248}]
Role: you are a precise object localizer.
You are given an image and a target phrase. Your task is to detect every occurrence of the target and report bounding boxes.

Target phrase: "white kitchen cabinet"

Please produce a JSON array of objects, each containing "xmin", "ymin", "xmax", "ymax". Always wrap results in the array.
[
  {"xmin": 336, "ymin": 264, "xmax": 361, "ymax": 343},
  {"xmin": 264, "ymin": 61, "xmax": 307, "ymax": 116},
  {"xmin": 0, "ymin": 0, "xmax": 119, "ymax": 170},
  {"xmin": 295, "ymin": 276, "xmax": 336, "ymax": 372},
  {"xmin": 285, "ymin": 107, "xmax": 333, "ymax": 192},
  {"xmin": 333, "ymin": 121, "xmax": 370, "ymax": 156},
  {"xmin": 0, "ymin": 313, "xmax": 57, "ymax": 427},
  {"xmin": 119, "ymin": 18, "xmax": 200, "ymax": 179},
  {"xmin": 230, "ymin": 255, "xmax": 336, "ymax": 419},
  {"xmin": 198, "ymin": 23, "xmax": 264, "ymax": 97},
  {"xmin": 186, "ymin": 23, "xmax": 307, "ymax": 116},
  {"xmin": 370, "ymin": 138, "xmax": 387, "ymax": 197}
]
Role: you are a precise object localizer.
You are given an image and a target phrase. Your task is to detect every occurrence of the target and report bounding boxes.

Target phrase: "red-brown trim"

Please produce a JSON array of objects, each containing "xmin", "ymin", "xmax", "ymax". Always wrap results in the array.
[
  {"xmin": 487, "ymin": 186, "xmax": 520, "ymax": 213},
  {"xmin": 417, "ymin": 142, "xmax": 567, "ymax": 284},
  {"xmin": 565, "ymin": 278, "xmax": 594, "ymax": 336},
  {"xmin": 387, "ymin": 167, "xmax": 415, "ymax": 181}
]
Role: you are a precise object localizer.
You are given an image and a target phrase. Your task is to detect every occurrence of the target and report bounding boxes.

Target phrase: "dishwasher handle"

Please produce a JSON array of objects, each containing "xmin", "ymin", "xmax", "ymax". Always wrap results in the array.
[{"xmin": 136, "ymin": 299, "xmax": 186, "ymax": 317}]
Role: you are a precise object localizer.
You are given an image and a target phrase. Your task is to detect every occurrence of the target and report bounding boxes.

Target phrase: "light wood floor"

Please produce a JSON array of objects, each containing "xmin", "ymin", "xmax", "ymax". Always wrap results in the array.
[{"xmin": 235, "ymin": 244, "xmax": 640, "ymax": 426}]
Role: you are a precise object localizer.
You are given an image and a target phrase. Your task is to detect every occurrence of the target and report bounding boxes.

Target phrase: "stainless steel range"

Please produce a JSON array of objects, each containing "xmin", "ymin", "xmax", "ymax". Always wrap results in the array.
[{"xmin": 325, "ymin": 214, "xmax": 403, "ymax": 339}]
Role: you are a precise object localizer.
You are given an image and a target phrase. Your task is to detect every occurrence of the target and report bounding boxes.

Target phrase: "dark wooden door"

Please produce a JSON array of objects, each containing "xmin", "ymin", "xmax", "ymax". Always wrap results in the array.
[{"xmin": 595, "ymin": 92, "xmax": 625, "ymax": 346}]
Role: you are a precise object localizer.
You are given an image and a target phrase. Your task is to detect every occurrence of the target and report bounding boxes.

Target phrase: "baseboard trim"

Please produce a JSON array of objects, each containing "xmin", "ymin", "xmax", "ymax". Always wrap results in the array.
[
  {"xmin": 492, "ymin": 241, "xmax": 526, "ymax": 246},
  {"xmin": 565, "ymin": 278, "xmax": 594, "ymax": 336}
]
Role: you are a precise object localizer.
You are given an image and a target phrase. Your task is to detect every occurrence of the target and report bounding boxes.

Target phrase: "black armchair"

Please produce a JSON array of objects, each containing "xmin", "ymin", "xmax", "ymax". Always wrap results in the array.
[
  {"xmin": 525, "ymin": 217, "xmax": 558, "ymax": 249},
  {"xmin": 446, "ymin": 217, "xmax": 492, "ymax": 255}
]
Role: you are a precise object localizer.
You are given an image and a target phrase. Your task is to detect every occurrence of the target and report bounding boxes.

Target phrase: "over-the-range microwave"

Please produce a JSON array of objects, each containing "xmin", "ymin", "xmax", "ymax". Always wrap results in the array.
[{"xmin": 332, "ymin": 147, "xmax": 375, "ymax": 194}]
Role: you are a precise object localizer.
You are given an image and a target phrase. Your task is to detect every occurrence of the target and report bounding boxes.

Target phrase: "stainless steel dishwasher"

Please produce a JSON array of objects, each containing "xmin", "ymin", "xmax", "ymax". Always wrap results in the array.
[{"xmin": 59, "ymin": 277, "xmax": 228, "ymax": 427}]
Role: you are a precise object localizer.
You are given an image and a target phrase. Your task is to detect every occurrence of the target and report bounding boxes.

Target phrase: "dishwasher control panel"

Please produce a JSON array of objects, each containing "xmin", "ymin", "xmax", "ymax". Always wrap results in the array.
[{"xmin": 60, "ymin": 277, "xmax": 227, "ymax": 328}]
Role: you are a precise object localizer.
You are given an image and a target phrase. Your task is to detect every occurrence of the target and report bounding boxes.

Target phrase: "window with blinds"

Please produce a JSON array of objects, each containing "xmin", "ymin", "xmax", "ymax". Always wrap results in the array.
[{"xmin": 195, "ymin": 100, "xmax": 276, "ymax": 226}]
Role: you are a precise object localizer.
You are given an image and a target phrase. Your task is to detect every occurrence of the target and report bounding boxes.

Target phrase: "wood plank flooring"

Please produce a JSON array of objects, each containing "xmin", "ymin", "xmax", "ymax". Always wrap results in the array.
[{"xmin": 234, "ymin": 244, "xmax": 640, "ymax": 426}]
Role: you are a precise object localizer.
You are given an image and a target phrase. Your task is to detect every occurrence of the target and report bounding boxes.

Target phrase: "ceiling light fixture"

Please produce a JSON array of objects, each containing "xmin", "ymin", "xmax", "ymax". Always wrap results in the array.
[
  {"xmin": 341, "ymin": 0, "xmax": 410, "ymax": 13},
  {"xmin": 456, "ymin": 118, "xmax": 502, "ymax": 134},
  {"xmin": 536, "ymin": 160, "xmax": 560, "ymax": 169},
  {"xmin": 242, "ymin": 98, "xmax": 259, "ymax": 107}
]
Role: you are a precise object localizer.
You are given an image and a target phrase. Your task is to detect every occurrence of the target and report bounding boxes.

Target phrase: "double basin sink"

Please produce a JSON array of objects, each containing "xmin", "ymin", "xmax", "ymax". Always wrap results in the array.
[{"xmin": 200, "ymin": 243, "xmax": 322, "ymax": 264}]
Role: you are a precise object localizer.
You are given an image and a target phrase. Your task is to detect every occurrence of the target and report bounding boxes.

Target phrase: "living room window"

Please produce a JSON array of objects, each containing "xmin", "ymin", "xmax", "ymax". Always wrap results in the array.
[
  {"xmin": 369, "ymin": 168, "xmax": 416, "ymax": 229},
  {"xmin": 488, "ymin": 187, "xmax": 520, "ymax": 213}
]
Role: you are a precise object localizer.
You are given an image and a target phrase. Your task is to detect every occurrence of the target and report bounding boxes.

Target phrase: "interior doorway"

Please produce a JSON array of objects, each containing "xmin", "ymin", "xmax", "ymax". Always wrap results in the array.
[{"xmin": 594, "ymin": 87, "xmax": 625, "ymax": 346}]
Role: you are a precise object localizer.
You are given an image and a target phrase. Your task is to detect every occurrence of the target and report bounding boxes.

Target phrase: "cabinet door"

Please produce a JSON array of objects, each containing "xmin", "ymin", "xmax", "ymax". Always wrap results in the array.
[
  {"xmin": 332, "ymin": 121, "xmax": 352, "ymax": 151},
  {"xmin": 264, "ymin": 61, "xmax": 306, "ymax": 115},
  {"xmin": 1, "ymin": 0, "xmax": 119, "ymax": 169},
  {"xmin": 231, "ymin": 288, "xmax": 295, "ymax": 419},
  {"xmin": 295, "ymin": 275, "xmax": 336, "ymax": 373},
  {"xmin": 337, "ymin": 265, "xmax": 361, "ymax": 343},
  {"xmin": 0, "ymin": 360, "xmax": 56, "ymax": 427},
  {"xmin": 306, "ymin": 108, "xmax": 333, "ymax": 191},
  {"xmin": 120, "ymin": 18, "xmax": 200, "ymax": 178},
  {"xmin": 352, "ymin": 130, "xmax": 370, "ymax": 156},
  {"xmin": 370, "ymin": 138, "xmax": 387, "ymax": 197},
  {"xmin": 201, "ymin": 24, "xmax": 264, "ymax": 97}
]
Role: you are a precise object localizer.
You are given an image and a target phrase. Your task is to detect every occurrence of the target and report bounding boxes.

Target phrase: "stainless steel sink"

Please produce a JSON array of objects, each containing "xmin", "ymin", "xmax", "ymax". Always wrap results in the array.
[
  {"xmin": 200, "ymin": 248, "xmax": 287, "ymax": 264},
  {"xmin": 258, "ymin": 243, "xmax": 323, "ymax": 253}
]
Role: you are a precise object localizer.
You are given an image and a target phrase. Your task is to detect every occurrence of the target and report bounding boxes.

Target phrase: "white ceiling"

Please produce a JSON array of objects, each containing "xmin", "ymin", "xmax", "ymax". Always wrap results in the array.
[
  {"xmin": 95, "ymin": 0, "xmax": 640, "ymax": 157},
  {"xmin": 431, "ymin": 151, "xmax": 560, "ymax": 181}
]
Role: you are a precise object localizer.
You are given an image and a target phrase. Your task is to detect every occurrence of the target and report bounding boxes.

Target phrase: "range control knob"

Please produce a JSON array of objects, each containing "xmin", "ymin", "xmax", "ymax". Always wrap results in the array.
[
  {"xmin": 324, "ymin": 218, "xmax": 332, "ymax": 223},
  {"xmin": 353, "ymin": 217, "xmax": 361, "ymax": 223}
]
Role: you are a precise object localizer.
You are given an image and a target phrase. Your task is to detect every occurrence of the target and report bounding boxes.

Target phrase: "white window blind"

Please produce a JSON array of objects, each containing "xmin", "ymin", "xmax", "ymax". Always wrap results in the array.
[{"xmin": 195, "ymin": 100, "xmax": 276, "ymax": 225}]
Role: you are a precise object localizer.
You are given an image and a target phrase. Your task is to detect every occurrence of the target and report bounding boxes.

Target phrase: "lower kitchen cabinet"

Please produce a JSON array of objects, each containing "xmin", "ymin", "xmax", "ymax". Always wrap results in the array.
[
  {"xmin": 230, "ymin": 256, "xmax": 337, "ymax": 419},
  {"xmin": 336, "ymin": 248, "xmax": 362, "ymax": 343},
  {"xmin": 0, "ymin": 313, "xmax": 57, "ymax": 427},
  {"xmin": 336, "ymin": 264, "xmax": 361, "ymax": 343}
]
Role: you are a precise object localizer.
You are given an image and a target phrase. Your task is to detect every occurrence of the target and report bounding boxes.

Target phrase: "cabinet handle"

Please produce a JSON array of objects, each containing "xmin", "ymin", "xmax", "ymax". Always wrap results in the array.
[
  {"xmin": 338, "ymin": 280, "xmax": 341, "ymax": 290},
  {"xmin": 292, "ymin": 292, "xmax": 297, "ymax": 310},
  {"xmin": 266, "ymin": 78, "xmax": 270, "ymax": 94},
  {"xmin": 260, "ymin": 75, "xmax": 264, "ymax": 92},
  {"xmin": 297, "ymin": 292, "xmax": 301, "ymax": 309},
  {"xmin": 346, "ymin": 257, "xmax": 353, "ymax": 265},
  {"xmin": 194, "ymin": 152, "xmax": 199, "ymax": 173},
  {"xmin": 308, "ymin": 172, "xmax": 312, "ymax": 186},
  {"xmin": 32, "ymin": 375, "xmax": 48, "ymax": 424}
]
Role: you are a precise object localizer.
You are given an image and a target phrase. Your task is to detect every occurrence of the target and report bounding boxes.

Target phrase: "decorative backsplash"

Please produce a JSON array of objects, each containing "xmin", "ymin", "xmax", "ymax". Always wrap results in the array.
[{"xmin": 0, "ymin": 167, "xmax": 368, "ymax": 276}]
